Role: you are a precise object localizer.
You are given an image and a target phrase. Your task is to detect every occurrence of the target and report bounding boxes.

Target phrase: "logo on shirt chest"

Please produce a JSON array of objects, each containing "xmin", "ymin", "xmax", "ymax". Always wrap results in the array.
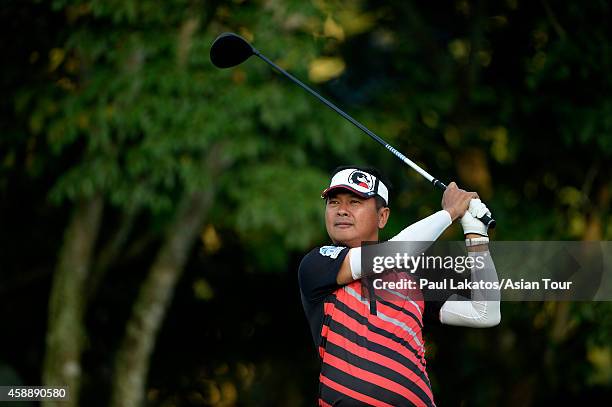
[{"xmin": 319, "ymin": 246, "xmax": 345, "ymax": 259}]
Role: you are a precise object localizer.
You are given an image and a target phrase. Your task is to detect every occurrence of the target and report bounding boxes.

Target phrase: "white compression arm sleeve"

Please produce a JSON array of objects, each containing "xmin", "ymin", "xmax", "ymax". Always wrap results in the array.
[
  {"xmin": 348, "ymin": 210, "xmax": 453, "ymax": 280},
  {"xmin": 439, "ymin": 250, "xmax": 501, "ymax": 327},
  {"xmin": 389, "ymin": 210, "xmax": 452, "ymax": 242}
]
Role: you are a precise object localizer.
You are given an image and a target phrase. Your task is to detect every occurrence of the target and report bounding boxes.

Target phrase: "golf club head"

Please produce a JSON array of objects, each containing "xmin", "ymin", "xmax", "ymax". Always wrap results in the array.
[{"xmin": 210, "ymin": 32, "xmax": 255, "ymax": 68}]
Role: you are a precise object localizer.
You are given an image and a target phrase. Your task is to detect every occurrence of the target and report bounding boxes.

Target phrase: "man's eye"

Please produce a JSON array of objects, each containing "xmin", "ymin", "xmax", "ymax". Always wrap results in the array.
[{"xmin": 351, "ymin": 200, "xmax": 361, "ymax": 204}]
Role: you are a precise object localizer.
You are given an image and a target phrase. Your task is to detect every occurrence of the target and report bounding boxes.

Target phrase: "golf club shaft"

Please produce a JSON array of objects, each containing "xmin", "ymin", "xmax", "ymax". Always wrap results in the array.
[{"xmin": 254, "ymin": 50, "xmax": 495, "ymax": 228}]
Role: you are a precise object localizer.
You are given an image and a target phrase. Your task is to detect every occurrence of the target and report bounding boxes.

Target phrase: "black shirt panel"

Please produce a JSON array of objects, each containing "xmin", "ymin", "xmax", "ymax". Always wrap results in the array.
[{"xmin": 298, "ymin": 245, "xmax": 349, "ymax": 346}]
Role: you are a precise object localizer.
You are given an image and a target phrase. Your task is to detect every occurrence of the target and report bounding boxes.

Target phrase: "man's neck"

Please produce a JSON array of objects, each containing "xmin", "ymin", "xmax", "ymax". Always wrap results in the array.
[{"xmin": 335, "ymin": 236, "xmax": 379, "ymax": 248}]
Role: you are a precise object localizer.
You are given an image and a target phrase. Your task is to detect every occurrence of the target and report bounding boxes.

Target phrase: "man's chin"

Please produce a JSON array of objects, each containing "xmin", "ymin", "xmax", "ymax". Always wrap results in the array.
[{"xmin": 330, "ymin": 234, "xmax": 358, "ymax": 247}]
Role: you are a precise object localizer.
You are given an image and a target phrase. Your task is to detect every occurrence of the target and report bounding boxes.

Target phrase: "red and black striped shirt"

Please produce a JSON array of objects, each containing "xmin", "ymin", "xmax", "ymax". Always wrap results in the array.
[{"xmin": 299, "ymin": 245, "xmax": 444, "ymax": 406}]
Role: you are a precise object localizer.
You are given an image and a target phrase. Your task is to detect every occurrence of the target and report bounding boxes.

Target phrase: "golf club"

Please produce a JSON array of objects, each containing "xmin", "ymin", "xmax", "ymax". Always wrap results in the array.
[{"xmin": 210, "ymin": 32, "xmax": 496, "ymax": 228}]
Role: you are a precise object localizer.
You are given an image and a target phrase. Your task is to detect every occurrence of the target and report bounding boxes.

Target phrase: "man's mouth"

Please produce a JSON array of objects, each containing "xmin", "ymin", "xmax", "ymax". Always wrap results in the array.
[{"xmin": 334, "ymin": 221, "xmax": 353, "ymax": 228}]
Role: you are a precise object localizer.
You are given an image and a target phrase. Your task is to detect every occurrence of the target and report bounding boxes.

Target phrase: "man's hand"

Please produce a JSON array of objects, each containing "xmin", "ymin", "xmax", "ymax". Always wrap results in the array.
[
  {"xmin": 461, "ymin": 199, "xmax": 491, "ymax": 237},
  {"xmin": 441, "ymin": 182, "xmax": 478, "ymax": 221}
]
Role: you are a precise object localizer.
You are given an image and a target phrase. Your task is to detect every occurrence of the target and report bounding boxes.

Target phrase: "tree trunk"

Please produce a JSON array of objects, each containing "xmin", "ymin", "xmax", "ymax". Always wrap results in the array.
[
  {"xmin": 42, "ymin": 195, "xmax": 104, "ymax": 407},
  {"xmin": 87, "ymin": 205, "xmax": 138, "ymax": 306},
  {"xmin": 109, "ymin": 189, "xmax": 215, "ymax": 407}
]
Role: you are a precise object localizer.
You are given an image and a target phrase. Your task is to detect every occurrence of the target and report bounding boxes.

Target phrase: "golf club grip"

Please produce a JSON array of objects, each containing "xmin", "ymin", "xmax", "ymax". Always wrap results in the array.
[
  {"xmin": 479, "ymin": 214, "xmax": 496, "ymax": 229},
  {"xmin": 432, "ymin": 179, "xmax": 497, "ymax": 229}
]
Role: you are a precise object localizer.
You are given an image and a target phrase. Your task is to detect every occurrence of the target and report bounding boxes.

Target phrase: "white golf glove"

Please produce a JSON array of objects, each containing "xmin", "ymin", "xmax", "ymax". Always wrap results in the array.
[{"xmin": 460, "ymin": 199, "xmax": 491, "ymax": 237}]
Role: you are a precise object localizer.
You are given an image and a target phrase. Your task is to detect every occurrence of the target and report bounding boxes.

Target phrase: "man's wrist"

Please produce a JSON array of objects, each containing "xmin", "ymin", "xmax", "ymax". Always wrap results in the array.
[
  {"xmin": 465, "ymin": 235, "xmax": 489, "ymax": 252},
  {"xmin": 444, "ymin": 208, "xmax": 457, "ymax": 221},
  {"xmin": 465, "ymin": 233, "xmax": 487, "ymax": 239}
]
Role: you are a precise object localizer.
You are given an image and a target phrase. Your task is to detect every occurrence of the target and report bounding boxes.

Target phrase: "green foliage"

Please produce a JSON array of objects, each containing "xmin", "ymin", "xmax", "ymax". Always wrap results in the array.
[
  {"xmin": 14, "ymin": 0, "xmax": 366, "ymax": 223},
  {"xmin": 229, "ymin": 163, "xmax": 327, "ymax": 247}
]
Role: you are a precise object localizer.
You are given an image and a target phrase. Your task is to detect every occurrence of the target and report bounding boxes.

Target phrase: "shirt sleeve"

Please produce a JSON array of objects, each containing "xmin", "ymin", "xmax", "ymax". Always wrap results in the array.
[{"xmin": 298, "ymin": 246, "xmax": 349, "ymax": 303}]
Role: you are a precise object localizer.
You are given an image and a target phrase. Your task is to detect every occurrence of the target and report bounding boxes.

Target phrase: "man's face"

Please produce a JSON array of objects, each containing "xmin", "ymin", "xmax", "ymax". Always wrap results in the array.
[{"xmin": 325, "ymin": 191, "xmax": 390, "ymax": 248}]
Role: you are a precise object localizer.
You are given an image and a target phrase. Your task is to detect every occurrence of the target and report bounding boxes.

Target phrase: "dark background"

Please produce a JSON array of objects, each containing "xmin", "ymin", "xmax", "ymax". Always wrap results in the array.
[{"xmin": 1, "ymin": 0, "xmax": 611, "ymax": 405}]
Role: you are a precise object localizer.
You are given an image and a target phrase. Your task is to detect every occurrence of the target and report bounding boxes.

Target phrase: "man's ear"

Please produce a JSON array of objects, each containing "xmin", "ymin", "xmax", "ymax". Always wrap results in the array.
[{"xmin": 378, "ymin": 207, "xmax": 390, "ymax": 229}]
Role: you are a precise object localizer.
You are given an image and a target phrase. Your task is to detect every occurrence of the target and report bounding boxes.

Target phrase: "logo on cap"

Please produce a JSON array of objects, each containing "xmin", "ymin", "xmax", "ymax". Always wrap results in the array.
[{"xmin": 348, "ymin": 170, "xmax": 373, "ymax": 191}]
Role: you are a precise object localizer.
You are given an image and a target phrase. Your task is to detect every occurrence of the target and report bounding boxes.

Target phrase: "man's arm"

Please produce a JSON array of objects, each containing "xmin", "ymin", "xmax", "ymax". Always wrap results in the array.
[
  {"xmin": 438, "ymin": 241, "xmax": 501, "ymax": 327},
  {"xmin": 336, "ymin": 182, "xmax": 475, "ymax": 285},
  {"xmin": 439, "ymin": 203, "xmax": 501, "ymax": 327},
  {"xmin": 299, "ymin": 246, "xmax": 349, "ymax": 303},
  {"xmin": 335, "ymin": 210, "xmax": 454, "ymax": 284},
  {"xmin": 335, "ymin": 249, "xmax": 354, "ymax": 285}
]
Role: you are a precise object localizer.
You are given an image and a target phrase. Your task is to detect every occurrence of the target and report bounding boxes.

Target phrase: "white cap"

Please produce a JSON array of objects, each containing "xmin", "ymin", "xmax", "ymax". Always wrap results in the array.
[{"xmin": 321, "ymin": 168, "xmax": 389, "ymax": 206}]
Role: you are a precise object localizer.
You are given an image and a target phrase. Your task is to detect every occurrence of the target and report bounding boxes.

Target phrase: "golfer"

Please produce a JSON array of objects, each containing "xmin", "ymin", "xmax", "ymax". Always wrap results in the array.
[{"xmin": 298, "ymin": 166, "xmax": 500, "ymax": 406}]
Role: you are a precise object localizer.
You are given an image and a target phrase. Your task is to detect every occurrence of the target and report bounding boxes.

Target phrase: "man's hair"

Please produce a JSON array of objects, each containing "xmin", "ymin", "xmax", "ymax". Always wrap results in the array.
[{"xmin": 330, "ymin": 165, "xmax": 393, "ymax": 210}]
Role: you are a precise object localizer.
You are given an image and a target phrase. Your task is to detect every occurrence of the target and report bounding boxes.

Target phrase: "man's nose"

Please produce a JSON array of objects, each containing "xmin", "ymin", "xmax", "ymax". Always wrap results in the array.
[{"xmin": 337, "ymin": 201, "xmax": 350, "ymax": 215}]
